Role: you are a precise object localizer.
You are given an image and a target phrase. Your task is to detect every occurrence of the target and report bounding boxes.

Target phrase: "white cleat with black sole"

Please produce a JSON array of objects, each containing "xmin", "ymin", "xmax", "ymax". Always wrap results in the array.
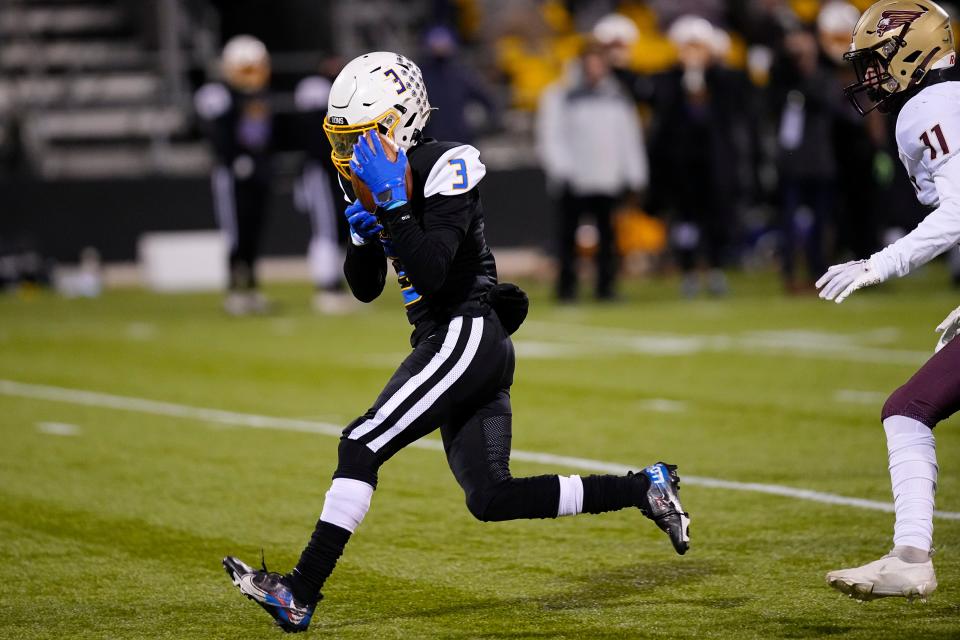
[{"xmin": 826, "ymin": 546, "xmax": 937, "ymax": 602}]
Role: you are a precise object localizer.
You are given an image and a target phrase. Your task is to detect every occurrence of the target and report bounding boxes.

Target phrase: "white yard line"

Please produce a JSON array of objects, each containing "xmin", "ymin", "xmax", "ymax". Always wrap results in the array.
[
  {"xmin": 347, "ymin": 325, "xmax": 926, "ymax": 364},
  {"xmin": 2, "ymin": 378, "xmax": 958, "ymax": 521},
  {"xmin": 835, "ymin": 390, "xmax": 889, "ymax": 405},
  {"xmin": 636, "ymin": 398, "xmax": 689, "ymax": 413},
  {"xmin": 36, "ymin": 421, "xmax": 81, "ymax": 436},
  {"xmin": 522, "ymin": 321, "xmax": 931, "ymax": 365},
  {"xmin": 125, "ymin": 322, "xmax": 156, "ymax": 341}
]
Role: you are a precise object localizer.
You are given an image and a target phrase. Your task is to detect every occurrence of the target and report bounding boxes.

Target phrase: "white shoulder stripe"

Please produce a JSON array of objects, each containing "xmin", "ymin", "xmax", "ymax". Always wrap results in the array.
[{"xmin": 423, "ymin": 145, "xmax": 486, "ymax": 198}]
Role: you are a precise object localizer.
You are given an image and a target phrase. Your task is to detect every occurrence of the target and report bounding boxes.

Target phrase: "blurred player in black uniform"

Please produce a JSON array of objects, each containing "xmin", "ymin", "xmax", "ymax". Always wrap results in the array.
[
  {"xmin": 195, "ymin": 35, "xmax": 273, "ymax": 315},
  {"xmin": 222, "ymin": 51, "xmax": 691, "ymax": 633},
  {"xmin": 294, "ymin": 64, "xmax": 355, "ymax": 314}
]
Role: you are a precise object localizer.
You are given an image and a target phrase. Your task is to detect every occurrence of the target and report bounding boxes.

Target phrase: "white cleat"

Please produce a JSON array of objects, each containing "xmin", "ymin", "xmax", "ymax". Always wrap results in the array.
[
  {"xmin": 826, "ymin": 547, "xmax": 937, "ymax": 602},
  {"xmin": 224, "ymin": 292, "xmax": 273, "ymax": 316},
  {"xmin": 313, "ymin": 291, "xmax": 359, "ymax": 315},
  {"xmin": 224, "ymin": 292, "xmax": 252, "ymax": 316}
]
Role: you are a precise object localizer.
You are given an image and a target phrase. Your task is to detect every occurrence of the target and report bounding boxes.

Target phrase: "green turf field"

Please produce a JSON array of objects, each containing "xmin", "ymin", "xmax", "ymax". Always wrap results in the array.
[{"xmin": 1, "ymin": 268, "xmax": 959, "ymax": 639}]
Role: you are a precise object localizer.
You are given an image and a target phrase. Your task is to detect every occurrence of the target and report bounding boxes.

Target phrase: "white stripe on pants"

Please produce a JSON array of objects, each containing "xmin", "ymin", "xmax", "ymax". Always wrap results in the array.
[
  {"xmin": 211, "ymin": 166, "xmax": 238, "ymax": 250},
  {"xmin": 368, "ymin": 316, "xmax": 485, "ymax": 452},
  {"xmin": 348, "ymin": 316, "xmax": 466, "ymax": 443}
]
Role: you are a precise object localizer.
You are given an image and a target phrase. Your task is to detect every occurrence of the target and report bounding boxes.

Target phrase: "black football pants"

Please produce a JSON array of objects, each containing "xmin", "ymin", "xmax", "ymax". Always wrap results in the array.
[
  {"xmin": 335, "ymin": 309, "xmax": 560, "ymax": 521},
  {"xmin": 211, "ymin": 165, "xmax": 269, "ymax": 291}
]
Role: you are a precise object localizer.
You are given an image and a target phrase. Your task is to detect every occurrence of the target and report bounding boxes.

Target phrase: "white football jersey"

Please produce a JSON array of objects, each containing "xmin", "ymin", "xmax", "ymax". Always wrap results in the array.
[
  {"xmin": 871, "ymin": 81, "xmax": 960, "ymax": 279},
  {"xmin": 895, "ymin": 81, "xmax": 960, "ymax": 207}
]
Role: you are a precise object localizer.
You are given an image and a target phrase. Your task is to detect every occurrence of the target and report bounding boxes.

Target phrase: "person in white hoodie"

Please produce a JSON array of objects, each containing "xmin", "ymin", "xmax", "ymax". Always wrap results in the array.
[{"xmin": 536, "ymin": 40, "xmax": 648, "ymax": 302}]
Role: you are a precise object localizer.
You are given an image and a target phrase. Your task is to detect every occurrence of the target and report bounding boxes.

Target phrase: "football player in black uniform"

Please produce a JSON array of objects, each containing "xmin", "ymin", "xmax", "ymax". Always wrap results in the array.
[
  {"xmin": 194, "ymin": 35, "xmax": 274, "ymax": 315},
  {"xmin": 223, "ymin": 51, "xmax": 690, "ymax": 633},
  {"xmin": 293, "ymin": 65, "xmax": 357, "ymax": 314}
]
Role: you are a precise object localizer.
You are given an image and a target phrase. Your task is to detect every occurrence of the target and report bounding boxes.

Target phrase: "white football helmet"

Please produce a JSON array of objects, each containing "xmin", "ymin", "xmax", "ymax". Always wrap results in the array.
[
  {"xmin": 324, "ymin": 51, "xmax": 432, "ymax": 178},
  {"xmin": 222, "ymin": 35, "xmax": 270, "ymax": 94}
]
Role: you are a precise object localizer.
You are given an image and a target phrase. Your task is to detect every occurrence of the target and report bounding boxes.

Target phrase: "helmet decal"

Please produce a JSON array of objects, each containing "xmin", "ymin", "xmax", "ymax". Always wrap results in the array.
[
  {"xmin": 323, "ymin": 51, "xmax": 432, "ymax": 178},
  {"xmin": 874, "ymin": 8, "xmax": 927, "ymax": 37},
  {"xmin": 383, "ymin": 69, "xmax": 406, "ymax": 94}
]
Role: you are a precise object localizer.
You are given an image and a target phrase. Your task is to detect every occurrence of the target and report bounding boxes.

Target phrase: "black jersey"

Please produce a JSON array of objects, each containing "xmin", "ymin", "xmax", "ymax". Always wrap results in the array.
[
  {"xmin": 194, "ymin": 82, "xmax": 273, "ymax": 182},
  {"xmin": 293, "ymin": 75, "xmax": 335, "ymax": 164},
  {"xmin": 343, "ymin": 139, "xmax": 498, "ymax": 336}
]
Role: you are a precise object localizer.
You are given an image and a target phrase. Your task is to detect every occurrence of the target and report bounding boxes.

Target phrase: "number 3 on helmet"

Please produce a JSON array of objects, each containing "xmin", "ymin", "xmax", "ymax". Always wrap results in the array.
[
  {"xmin": 323, "ymin": 52, "xmax": 432, "ymax": 179},
  {"xmin": 844, "ymin": 0, "xmax": 955, "ymax": 115}
]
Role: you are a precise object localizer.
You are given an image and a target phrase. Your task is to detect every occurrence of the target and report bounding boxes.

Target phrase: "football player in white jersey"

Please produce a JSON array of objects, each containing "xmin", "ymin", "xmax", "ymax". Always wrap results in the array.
[{"xmin": 815, "ymin": 0, "xmax": 958, "ymax": 601}]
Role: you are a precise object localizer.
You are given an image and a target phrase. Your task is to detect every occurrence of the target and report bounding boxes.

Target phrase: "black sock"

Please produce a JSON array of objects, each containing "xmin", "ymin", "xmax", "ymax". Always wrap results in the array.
[
  {"xmin": 581, "ymin": 473, "xmax": 647, "ymax": 514},
  {"xmin": 286, "ymin": 519, "xmax": 352, "ymax": 605}
]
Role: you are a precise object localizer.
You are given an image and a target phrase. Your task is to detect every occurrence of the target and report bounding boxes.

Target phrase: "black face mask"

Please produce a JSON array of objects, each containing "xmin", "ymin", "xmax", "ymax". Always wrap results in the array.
[{"xmin": 842, "ymin": 39, "xmax": 903, "ymax": 116}]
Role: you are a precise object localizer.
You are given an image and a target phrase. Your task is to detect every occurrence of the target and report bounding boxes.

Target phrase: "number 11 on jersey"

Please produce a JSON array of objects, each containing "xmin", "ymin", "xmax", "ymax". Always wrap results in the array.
[{"xmin": 920, "ymin": 123, "xmax": 950, "ymax": 159}]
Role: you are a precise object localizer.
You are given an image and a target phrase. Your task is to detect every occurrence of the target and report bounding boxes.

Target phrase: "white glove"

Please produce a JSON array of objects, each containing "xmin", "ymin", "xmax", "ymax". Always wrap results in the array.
[
  {"xmin": 935, "ymin": 304, "xmax": 960, "ymax": 352},
  {"xmin": 815, "ymin": 258, "xmax": 885, "ymax": 303}
]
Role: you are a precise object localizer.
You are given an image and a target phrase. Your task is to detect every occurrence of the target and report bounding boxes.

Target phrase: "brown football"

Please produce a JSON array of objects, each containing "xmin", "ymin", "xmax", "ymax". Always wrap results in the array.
[{"xmin": 350, "ymin": 131, "xmax": 414, "ymax": 213}]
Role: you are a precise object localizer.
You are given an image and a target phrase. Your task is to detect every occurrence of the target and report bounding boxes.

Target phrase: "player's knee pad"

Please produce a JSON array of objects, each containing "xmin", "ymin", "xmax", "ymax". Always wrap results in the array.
[
  {"xmin": 881, "ymin": 383, "xmax": 940, "ymax": 428},
  {"xmin": 465, "ymin": 491, "xmax": 491, "ymax": 522},
  {"xmin": 459, "ymin": 468, "xmax": 515, "ymax": 522},
  {"xmin": 333, "ymin": 437, "xmax": 380, "ymax": 487},
  {"xmin": 464, "ymin": 482, "xmax": 506, "ymax": 522}
]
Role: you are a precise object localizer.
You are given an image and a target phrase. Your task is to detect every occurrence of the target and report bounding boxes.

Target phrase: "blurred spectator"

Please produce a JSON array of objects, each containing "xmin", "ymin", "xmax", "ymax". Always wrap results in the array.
[
  {"xmin": 536, "ymin": 41, "xmax": 648, "ymax": 302},
  {"xmin": 650, "ymin": 0, "xmax": 729, "ymax": 29},
  {"xmin": 819, "ymin": 1, "xmax": 883, "ymax": 261},
  {"xmin": 593, "ymin": 12, "xmax": 657, "ymax": 101},
  {"xmin": 735, "ymin": 1, "xmax": 800, "ymax": 87},
  {"xmin": 735, "ymin": 0, "xmax": 798, "ymax": 49},
  {"xmin": 419, "ymin": 25, "xmax": 498, "ymax": 144},
  {"xmin": 495, "ymin": 1, "xmax": 583, "ymax": 110},
  {"xmin": 194, "ymin": 35, "xmax": 274, "ymax": 315},
  {"xmin": 294, "ymin": 62, "xmax": 356, "ymax": 314},
  {"xmin": 648, "ymin": 15, "xmax": 757, "ymax": 297},
  {"xmin": 769, "ymin": 24, "xmax": 839, "ymax": 292},
  {"xmin": 593, "ymin": 12, "xmax": 640, "ymax": 64}
]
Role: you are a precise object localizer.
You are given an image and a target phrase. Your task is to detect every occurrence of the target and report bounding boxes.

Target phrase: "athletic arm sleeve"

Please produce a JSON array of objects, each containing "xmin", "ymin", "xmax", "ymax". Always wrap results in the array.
[
  {"xmin": 871, "ymin": 153, "xmax": 960, "ymax": 278},
  {"xmin": 379, "ymin": 194, "xmax": 472, "ymax": 295},
  {"xmin": 343, "ymin": 241, "xmax": 387, "ymax": 302}
]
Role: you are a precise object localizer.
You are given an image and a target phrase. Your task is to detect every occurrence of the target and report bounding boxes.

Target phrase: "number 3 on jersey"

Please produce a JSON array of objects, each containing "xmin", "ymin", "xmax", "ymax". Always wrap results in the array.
[
  {"xmin": 920, "ymin": 124, "xmax": 950, "ymax": 159},
  {"xmin": 449, "ymin": 158, "xmax": 468, "ymax": 189}
]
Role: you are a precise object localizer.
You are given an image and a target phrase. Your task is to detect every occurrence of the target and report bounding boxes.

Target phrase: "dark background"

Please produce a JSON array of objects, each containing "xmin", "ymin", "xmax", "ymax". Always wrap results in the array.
[{"xmin": 0, "ymin": 169, "xmax": 550, "ymax": 262}]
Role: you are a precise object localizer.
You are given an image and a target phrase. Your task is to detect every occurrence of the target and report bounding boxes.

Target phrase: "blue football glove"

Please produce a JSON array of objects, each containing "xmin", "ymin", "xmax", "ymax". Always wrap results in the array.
[
  {"xmin": 350, "ymin": 131, "xmax": 408, "ymax": 210},
  {"xmin": 343, "ymin": 199, "xmax": 383, "ymax": 245},
  {"xmin": 380, "ymin": 237, "xmax": 397, "ymax": 259}
]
